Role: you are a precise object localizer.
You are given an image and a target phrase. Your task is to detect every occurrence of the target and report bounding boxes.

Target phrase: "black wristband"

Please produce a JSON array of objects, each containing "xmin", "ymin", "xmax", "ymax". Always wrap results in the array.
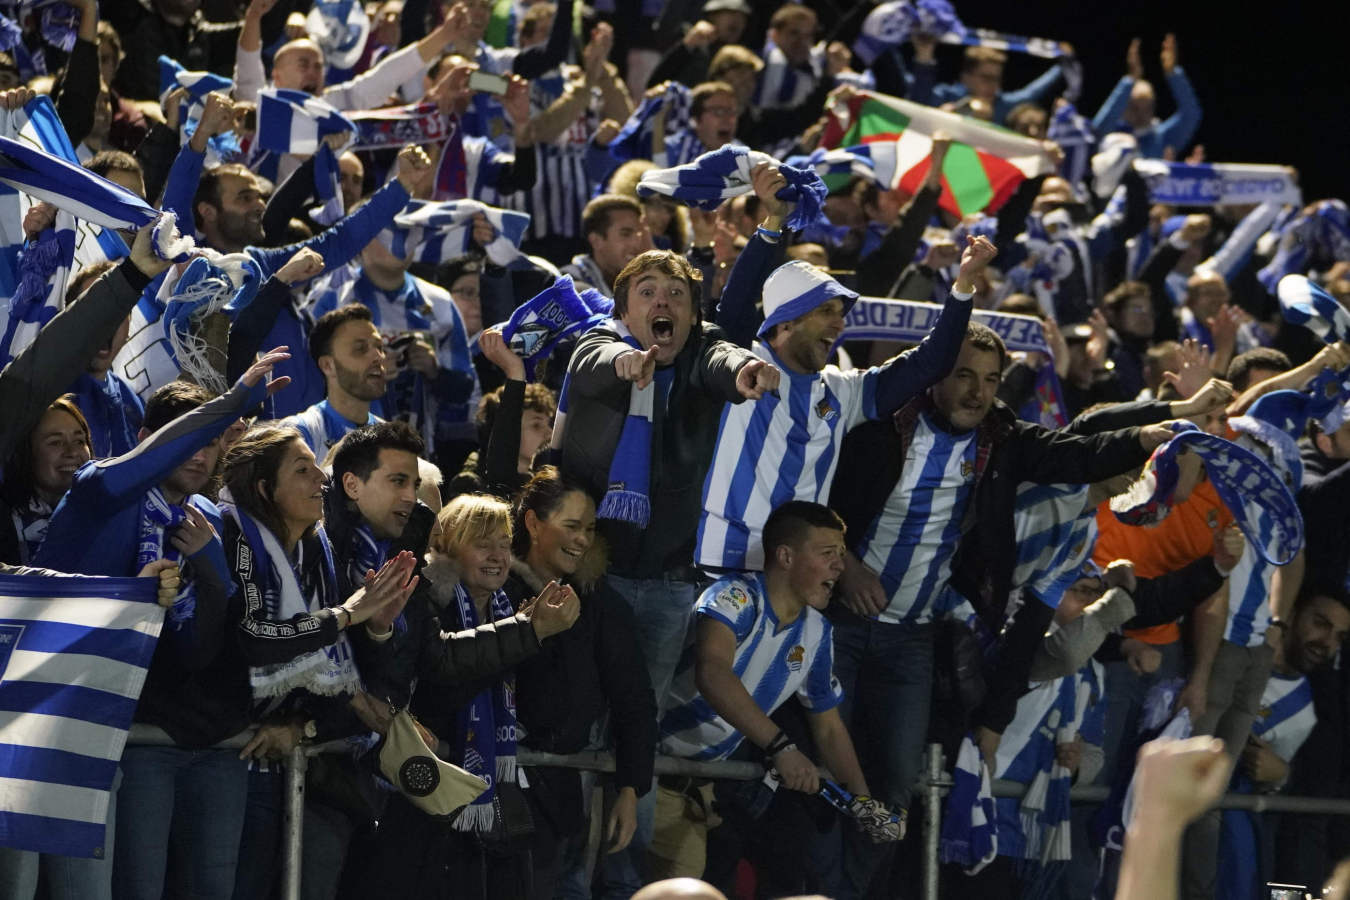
[{"xmin": 764, "ymin": 729, "xmax": 791, "ymax": 756}]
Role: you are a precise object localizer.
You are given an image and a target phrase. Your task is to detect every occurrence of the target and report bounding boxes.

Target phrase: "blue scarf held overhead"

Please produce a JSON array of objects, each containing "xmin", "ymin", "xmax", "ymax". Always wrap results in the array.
[
  {"xmin": 256, "ymin": 88, "xmax": 358, "ymax": 226},
  {"xmin": 1109, "ymin": 422, "xmax": 1304, "ymax": 566},
  {"xmin": 595, "ymin": 322, "xmax": 672, "ymax": 529},
  {"xmin": 379, "ymin": 198, "xmax": 531, "ymax": 267},
  {"xmin": 1278, "ymin": 273, "xmax": 1350, "ymax": 344},
  {"xmin": 608, "ymin": 81, "xmax": 691, "ymax": 164},
  {"xmin": 449, "ymin": 581, "xmax": 519, "ymax": 832},
  {"xmin": 492, "ymin": 275, "xmax": 613, "ymax": 380},
  {"xmin": 636, "ymin": 146, "xmax": 829, "ymax": 233},
  {"xmin": 137, "ymin": 487, "xmax": 195, "ymax": 630}
]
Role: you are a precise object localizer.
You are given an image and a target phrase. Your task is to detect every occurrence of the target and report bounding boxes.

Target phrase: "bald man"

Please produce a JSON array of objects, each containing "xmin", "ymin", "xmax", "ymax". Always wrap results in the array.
[{"xmin": 632, "ymin": 879, "xmax": 728, "ymax": 900}]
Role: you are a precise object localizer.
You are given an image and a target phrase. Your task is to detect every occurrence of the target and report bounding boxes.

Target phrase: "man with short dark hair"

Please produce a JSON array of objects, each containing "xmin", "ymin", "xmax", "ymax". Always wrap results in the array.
[
  {"xmin": 661, "ymin": 500, "xmax": 898, "ymax": 896},
  {"xmin": 827, "ymin": 322, "xmax": 1177, "ymax": 895},
  {"xmin": 917, "ymin": 43, "xmax": 1070, "ymax": 125},
  {"xmin": 561, "ymin": 194, "xmax": 650, "ymax": 296},
  {"xmin": 284, "ymin": 306, "xmax": 388, "ymax": 457}
]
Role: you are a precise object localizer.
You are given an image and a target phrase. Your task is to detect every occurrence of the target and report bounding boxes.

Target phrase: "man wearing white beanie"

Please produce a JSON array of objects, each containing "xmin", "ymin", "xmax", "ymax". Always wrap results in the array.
[{"xmin": 695, "ymin": 163, "xmax": 995, "ymax": 574}]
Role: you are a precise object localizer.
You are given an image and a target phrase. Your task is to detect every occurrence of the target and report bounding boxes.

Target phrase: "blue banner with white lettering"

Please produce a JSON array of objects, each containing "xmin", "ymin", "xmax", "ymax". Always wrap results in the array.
[{"xmin": 1147, "ymin": 162, "xmax": 1301, "ymax": 208}]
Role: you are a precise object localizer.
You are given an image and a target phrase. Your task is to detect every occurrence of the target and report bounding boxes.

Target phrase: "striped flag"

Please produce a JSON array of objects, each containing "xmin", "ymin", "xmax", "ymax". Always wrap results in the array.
[
  {"xmin": 0, "ymin": 571, "xmax": 163, "ymax": 858},
  {"xmin": 820, "ymin": 90, "xmax": 1056, "ymax": 218}
]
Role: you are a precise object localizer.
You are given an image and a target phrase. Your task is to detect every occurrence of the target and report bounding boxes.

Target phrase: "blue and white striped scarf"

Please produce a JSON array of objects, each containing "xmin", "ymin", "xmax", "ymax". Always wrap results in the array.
[
  {"xmin": 449, "ymin": 581, "xmax": 519, "ymax": 832},
  {"xmin": 636, "ymin": 146, "xmax": 828, "ymax": 233},
  {"xmin": 854, "ymin": 0, "xmax": 1065, "ymax": 64},
  {"xmin": 1278, "ymin": 273, "xmax": 1350, "ymax": 344},
  {"xmin": 1046, "ymin": 102, "xmax": 1094, "ymax": 189},
  {"xmin": 940, "ymin": 734, "xmax": 998, "ymax": 874},
  {"xmin": 379, "ymin": 199, "xmax": 530, "ymax": 267},
  {"xmin": 0, "ymin": 102, "xmax": 194, "ymax": 366},
  {"xmin": 493, "ymin": 274, "xmax": 612, "ymax": 380},
  {"xmin": 158, "ymin": 56, "xmax": 240, "ymax": 166},
  {"xmin": 608, "ymin": 81, "xmax": 691, "ymax": 164},
  {"xmin": 1110, "ymin": 422, "xmax": 1304, "ymax": 566},
  {"xmin": 1260, "ymin": 200, "xmax": 1350, "ymax": 292},
  {"xmin": 137, "ymin": 487, "xmax": 195, "ymax": 630},
  {"xmin": 257, "ymin": 89, "xmax": 357, "ymax": 225}
]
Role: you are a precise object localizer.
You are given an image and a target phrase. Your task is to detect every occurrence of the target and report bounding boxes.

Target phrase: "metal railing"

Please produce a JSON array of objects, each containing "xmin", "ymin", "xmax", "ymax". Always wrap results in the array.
[{"xmin": 124, "ymin": 728, "xmax": 1350, "ymax": 900}]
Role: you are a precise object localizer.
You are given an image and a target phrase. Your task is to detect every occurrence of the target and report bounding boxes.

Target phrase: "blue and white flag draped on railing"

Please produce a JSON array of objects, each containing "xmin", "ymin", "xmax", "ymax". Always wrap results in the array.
[
  {"xmin": 257, "ymin": 89, "xmax": 358, "ymax": 225},
  {"xmin": 492, "ymin": 274, "xmax": 613, "ymax": 380},
  {"xmin": 1277, "ymin": 274, "xmax": 1350, "ymax": 344},
  {"xmin": 636, "ymin": 146, "xmax": 828, "ymax": 232},
  {"xmin": 0, "ymin": 571, "xmax": 163, "ymax": 858},
  {"xmin": 379, "ymin": 199, "xmax": 530, "ymax": 267},
  {"xmin": 844, "ymin": 297, "xmax": 1051, "ymax": 354},
  {"xmin": 1110, "ymin": 422, "xmax": 1304, "ymax": 566}
]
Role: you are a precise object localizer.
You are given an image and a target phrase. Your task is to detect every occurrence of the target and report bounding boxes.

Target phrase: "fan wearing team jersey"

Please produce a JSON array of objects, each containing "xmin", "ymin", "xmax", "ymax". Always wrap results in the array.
[
  {"xmin": 660, "ymin": 501, "xmax": 897, "ymax": 897},
  {"xmin": 282, "ymin": 306, "xmax": 389, "ymax": 457},
  {"xmin": 1216, "ymin": 585, "xmax": 1350, "ymax": 900},
  {"xmin": 827, "ymin": 322, "xmax": 1179, "ymax": 897},
  {"xmin": 697, "ymin": 162, "xmax": 987, "ymax": 574}
]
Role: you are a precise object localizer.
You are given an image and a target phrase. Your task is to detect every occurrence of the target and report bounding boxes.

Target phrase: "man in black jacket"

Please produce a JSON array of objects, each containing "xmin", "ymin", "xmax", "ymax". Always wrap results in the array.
[
  {"xmin": 559, "ymin": 248, "xmax": 775, "ymax": 896},
  {"xmin": 826, "ymin": 322, "xmax": 1175, "ymax": 896}
]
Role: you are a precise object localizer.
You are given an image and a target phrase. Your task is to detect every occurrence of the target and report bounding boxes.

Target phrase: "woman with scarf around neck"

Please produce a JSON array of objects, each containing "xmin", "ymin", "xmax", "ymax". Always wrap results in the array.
[
  {"xmin": 363, "ymin": 493, "xmax": 582, "ymax": 900},
  {"xmin": 220, "ymin": 424, "xmax": 420, "ymax": 900},
  {"xmin": 0, "ymin": 397, "xmax": 91, "ymax": 565},
  {"xmin": 505, "ymin": 467, "xmax": 658, "ymax": 900}
]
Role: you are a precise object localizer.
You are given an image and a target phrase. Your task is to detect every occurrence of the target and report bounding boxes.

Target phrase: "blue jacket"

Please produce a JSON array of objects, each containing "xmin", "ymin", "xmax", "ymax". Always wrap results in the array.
[{"xmin": 1092, "ymin": 68, "xmax": 1202, "ymax": 158}]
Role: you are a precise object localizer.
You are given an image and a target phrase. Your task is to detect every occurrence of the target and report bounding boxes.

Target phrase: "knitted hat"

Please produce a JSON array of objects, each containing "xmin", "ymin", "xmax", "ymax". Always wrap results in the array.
[{"xmin": 757, "ymin": 260, "xmax": 858, "ymax": 337}]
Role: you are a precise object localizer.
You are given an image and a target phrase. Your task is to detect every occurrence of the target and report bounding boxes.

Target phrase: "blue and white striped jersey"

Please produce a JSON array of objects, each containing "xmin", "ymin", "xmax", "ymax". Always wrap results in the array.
[
  {"xmin": 855, "ymin": 413, "xmax": 977, "ymax": 625},
  {"xmin": 500, "ymin": 68, "xmax": 599, "ymax": 242},
  {"xmin": 1222, "ymin": 512, "xmax": 1281, "ymax": 648},
  {"xmin": 1254, "ymin": 671, "xmax": 1315, "ymax": 764},
  {"xmin": 284, "ymin": 400, "xmax": 383, "ymax": 458},
  {"xmin": 697, "ymin": 347, "xmax": 878, "ymax": 572},
  {"xmin": 308, "ymin": 268, "xmax": 475, "ymax": 452},
  {"xmin": 1012, "ymin": 482, "xmax": 1099, "ymax": 609},
  {"xmin": 659, "ymin": 573, "xmax": 844, "ymax": 761}
]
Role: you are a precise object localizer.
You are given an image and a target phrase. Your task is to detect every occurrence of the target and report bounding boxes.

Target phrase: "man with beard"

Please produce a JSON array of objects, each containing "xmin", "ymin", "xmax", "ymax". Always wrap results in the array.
[{"xmin": 285, "ymin": 306, "xmax": 389, "ymax": 456}]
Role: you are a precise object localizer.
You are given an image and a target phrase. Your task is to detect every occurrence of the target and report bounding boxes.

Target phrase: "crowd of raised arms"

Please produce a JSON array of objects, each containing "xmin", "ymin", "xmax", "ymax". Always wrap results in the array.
[{"xmin": 0, "ymin": 0, "xmax": 1349, "ymax": 899}]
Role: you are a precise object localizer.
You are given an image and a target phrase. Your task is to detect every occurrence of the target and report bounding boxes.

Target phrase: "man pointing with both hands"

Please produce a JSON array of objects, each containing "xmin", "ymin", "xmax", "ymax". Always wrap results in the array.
[{"xmin": 558, "ymin": 248, "xmax": 777, "ymax": 895}]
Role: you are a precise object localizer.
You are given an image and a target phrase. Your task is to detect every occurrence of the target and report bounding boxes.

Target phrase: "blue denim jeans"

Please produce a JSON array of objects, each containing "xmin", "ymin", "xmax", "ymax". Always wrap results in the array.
[
  {"xmin": 1098, "ymin": 640, "xmax": 1184, "ymax": 784},
  {"xmin": 114, "ymin": 745, "xmax": 249, "ymax": 900},
  {"xmin": 600, "ymin": 573, "xmax": 700, "ymax": 900},
  {"xmin": 812, "ymin": 613, "xmax": 936, "ymax": 900},
  {"xmin": 0, "ymin": 769, "xmax": 120, "ymax": 900}
]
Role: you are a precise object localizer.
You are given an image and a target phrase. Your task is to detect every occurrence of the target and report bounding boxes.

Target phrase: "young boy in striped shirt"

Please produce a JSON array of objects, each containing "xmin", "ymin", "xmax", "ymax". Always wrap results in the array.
[{"xmin": 660, "ymin": 501, "xmax": 897, "ymax": 895}]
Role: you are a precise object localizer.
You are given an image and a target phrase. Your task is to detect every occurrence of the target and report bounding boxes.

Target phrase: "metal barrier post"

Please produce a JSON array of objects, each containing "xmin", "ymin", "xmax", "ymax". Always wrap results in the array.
[
  {"xmin": 924, "ymin": 743, "xmax": 944, "ymax": 900},
  {"xmin": 281, "ymin": 744, "xmax": 308, "ymax": 900}
]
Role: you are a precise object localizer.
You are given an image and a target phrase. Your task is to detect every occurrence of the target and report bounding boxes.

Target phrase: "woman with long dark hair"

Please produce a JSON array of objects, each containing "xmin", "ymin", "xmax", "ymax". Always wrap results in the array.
[
  {"xmin": 0, "ymin": 396, "xmax": 91, "ymax": 564},
  {"xmin": 506, "ymin": 467, "xmax": 657, "ymax": 899}
]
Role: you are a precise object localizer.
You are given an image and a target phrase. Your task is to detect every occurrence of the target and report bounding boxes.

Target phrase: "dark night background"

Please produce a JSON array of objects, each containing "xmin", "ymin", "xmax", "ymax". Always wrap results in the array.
[{"xmin": 794, "ymin": 0, "xmax": 1347, "ymax": 204}]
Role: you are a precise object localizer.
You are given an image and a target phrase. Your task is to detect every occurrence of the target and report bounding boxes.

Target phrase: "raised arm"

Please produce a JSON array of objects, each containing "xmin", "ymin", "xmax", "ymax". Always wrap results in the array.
[
  {"xmin": 511, "ymin": 0, "xmax": 575, "ymax": 80},
  {"xmin": 716, "ymin": 163, "xmax": 792, "ymax": 347},
  {"xmin": 91, "ymin": 356, "xmax": 279, "ymax": 504},
  {"xmin": 247, "ymin": 145, "xmax": 432, "ymax": 279},
  {"xmin": 0, "ymin": 233, "xmax": 163, "ymax": 462},
  {"xmin": 861, "ymin": 234, "xmax": 991, "ymax": 419},
  {"xmin": 1156, "ymin": 37, "xmax": 1202, "ymax": 155}
]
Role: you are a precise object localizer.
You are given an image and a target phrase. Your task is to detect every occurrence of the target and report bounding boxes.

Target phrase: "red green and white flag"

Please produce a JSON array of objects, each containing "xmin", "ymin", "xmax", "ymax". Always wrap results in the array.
[{"xmin": 819, "ymin": 90, "xmax": 1055, "ymax": 218}]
